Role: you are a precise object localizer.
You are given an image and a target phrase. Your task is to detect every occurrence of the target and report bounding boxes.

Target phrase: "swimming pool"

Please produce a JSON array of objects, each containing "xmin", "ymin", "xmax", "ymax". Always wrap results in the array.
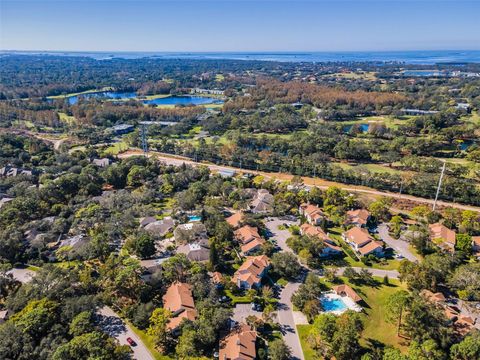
[
  {"xmin": 188, "ymin": 215, "xmax": 202, "ymax": 222},
  {"xmin": 320, "ymin": 295, "xmax": 348, "ymax": 313}
]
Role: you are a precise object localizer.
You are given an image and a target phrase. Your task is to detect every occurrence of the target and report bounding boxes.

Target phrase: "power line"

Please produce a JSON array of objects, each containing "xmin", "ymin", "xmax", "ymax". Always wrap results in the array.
[{"xmin": 433, "ymin": 161, "xmax": 446, "ymax": 211}]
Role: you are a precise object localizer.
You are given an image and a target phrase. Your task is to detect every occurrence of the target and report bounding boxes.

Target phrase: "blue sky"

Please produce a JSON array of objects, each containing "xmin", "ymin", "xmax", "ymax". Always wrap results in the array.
[{"xmin": 1, "ymin": 0, "xmax": 479, "ymax": 52}]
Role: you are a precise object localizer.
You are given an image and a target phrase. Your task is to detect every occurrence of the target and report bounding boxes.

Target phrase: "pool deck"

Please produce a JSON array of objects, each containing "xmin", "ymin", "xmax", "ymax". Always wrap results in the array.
[{"xmin": 320, "ymin": 292, "xmax": 362, "ymax": 315}]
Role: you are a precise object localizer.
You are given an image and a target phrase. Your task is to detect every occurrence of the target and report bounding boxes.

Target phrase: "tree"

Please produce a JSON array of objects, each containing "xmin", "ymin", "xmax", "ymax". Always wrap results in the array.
[
  {"xmin": 450, "ymin": 331, "xmax": 480, "ymax": 360},
  {"xmin": 448, "ymin": 263, "xmax": 480, "ymax": 301},
  {"xmin": 271, "ymin": 252, "xmax": 301, "ymax": 279},
  {"xmin": 268, "ymin": 338, "xmax": 292, "ymax": 360},
  {"xmin": 11, "ymin": 298, "xmax": 59, "ymax": 338},
  {"xmin": 147, "ymin": 308, "xmax": 171, "ymax": 348},
  {"xmin": 455, "ymin": 234, "xmax": 472, "ymax": 255},
  {"xmin": 125, "ymin": 232, "xmax": 156, "ymax": 259},
  {"xmin": 69, "ymin": 310, "xmax": 94, "ymax": 336},
  {"xmin": 52, "ymin": 331, "xmax": 130, "ymax": 360},
  {"xmin": 390, "ymin": 216, "xmax": 403, "ymax": 239},
  {"xmin": 311, "ymin": 311, "xmax": 364, "ymax": 360},
  {"xmin": 176, "ymin": 327, "xmax": 199, "ymax": 359},
  {"xmin": 385, "ymin": 290, "xmax": 411, "ymax": 336},
  {"xmin": 368, "ymin": 197, "xmax": 392, "ymax": 222}
]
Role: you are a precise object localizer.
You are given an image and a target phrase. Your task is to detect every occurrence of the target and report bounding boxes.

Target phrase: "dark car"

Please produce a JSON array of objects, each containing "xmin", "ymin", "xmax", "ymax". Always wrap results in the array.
[{"xmin": 126, "ymin": 337, "xmax": 136, "ymax": 346}]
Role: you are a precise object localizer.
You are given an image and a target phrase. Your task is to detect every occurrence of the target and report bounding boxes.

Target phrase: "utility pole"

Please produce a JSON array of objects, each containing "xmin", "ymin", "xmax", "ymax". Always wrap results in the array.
[
  {"xmin": 433, "ymin": 161, "xmax": 446, "ymax": 211},
  {"xmin": 313, "ymin": 165, "xmax": 317, "ymax": 187},
  {"xmin": 141, "ymin": 123, "xmax": 148, "ymax": 156}
]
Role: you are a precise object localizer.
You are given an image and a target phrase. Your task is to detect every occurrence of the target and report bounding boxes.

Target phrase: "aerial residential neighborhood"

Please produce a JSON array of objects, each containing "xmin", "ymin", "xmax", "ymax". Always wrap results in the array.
[{"xmin": 1, "ymin": 1, "xmax": 480, "ymax": 359}]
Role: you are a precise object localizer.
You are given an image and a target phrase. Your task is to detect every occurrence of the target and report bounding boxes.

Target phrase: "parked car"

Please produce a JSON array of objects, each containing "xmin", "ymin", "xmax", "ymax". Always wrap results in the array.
[
  {"xmin": 251, "ymin": 302, "xmax": 263, "ymax": 311},
  {"xmin": 219, "ymin": 295, "xmax": 232, "ymax": 303},
  {"xmin": 126, "ymin": 337, "xmax": 136, "ymax": 346}
]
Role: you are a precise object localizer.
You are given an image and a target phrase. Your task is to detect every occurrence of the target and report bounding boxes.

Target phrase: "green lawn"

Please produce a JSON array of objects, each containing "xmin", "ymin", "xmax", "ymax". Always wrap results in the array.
[
  {"xmin": 224, "ymin": 289, "xmax": 252, "ymax": 304},
  {"xmin": 58, "ymin": 112, "xmax": 76, "ymax": 124},
  {"xmin": 297, "ymin": 324, "xmax": 317, "ymax": 360},
  {"xmin": 103, "ymin": 141, "xmax": 129, "ymax": 155}
]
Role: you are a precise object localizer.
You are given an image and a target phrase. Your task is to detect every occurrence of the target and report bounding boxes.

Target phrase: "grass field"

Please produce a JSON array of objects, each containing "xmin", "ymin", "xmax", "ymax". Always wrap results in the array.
[
  {"xmin": 58, "ymin": 112, "xmax": 76, "ymax": 124},
  {"xmin": 103, "ymin": 141, "xmax": 129, "ymax": 155}
]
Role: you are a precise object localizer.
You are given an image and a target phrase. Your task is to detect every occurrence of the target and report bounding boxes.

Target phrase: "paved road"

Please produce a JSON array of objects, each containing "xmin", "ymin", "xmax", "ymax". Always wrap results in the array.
[
  {"xmin": 277, "ymin": 282, "xmax": 304, "ymax": 360},
  {"xmin": 7, "ymin": 268, "xmax": 36, "ymax": 283},
  {"xmin": 97, "ymin": 306, "xmax": 154, "ymax": 360},
  {"xmin": 378, "ymin": 223, "xmax": 418, "ymax": 262},
  {"xmin": 264, "ymin": 218, "xmax": 299, "ymax": 254},
  {"xmin": 119, "ymin": 149, "xmax": 480, "ymax": 213}
]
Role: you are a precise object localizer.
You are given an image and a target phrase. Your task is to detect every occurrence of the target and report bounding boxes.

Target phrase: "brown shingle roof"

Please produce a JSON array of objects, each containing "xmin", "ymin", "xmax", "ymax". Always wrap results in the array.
[
  {"xmin": 429, "ymin": 223, "xmax": 456, "ymax": 250},
  {"xmin": 357, "ymin": 240, "xmax": 383, "ymax": 256},
  {"xmin": 226, "ymin": 212, "xmax": 244, "ymax": 228},
  {"xmin": 333, "ymin": 284, "xmax": 362, "ymax": 303},
  {"xmin": 219, "ymin": 324, "xmax": 257, "ymax": 360},
  {"xmin": 235, "ymin": 225, "xmax": 261, "ymax": 244},
  {"xmin": 233, "ymin": 255, "xmax": 270, "ymax": 288},
  {"xmin": 345, "ymin": 227, "xmax": 373, "ymax": 246},
  {"xmin": 346, "ymin": 209, "xmax": 370, "ymax": 225}
]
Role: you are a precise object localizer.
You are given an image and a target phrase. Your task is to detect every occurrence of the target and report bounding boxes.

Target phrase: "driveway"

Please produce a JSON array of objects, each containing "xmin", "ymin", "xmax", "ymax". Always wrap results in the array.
[
  {"xmin": 7, "ymin": 268, "xmax": 36, "ymax": 283},
  {"xmin": 277, "ymin": 282, "xmax": 304, "ymax": 360},
  {"xmin": 232, "ymin": 304, "xmax": 263, "ymax": 323},
  {"xmin": 97, "ymin": 306, "xmax": 154, "ymax": 360},
  {"xmin": 378, "ymin": 223, "xmax": 418, "ymax": 262},
  {"xmin": 264, "ymin": 218, "xmax": 299, "ymax": 254}
]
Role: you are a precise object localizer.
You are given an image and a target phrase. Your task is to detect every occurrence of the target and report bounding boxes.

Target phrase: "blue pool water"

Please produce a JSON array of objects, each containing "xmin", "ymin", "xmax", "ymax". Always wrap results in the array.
[
  {"xmin": 343, "ymin": 123, "xmax": 370, "ymax": 133},
  {"xmin": 320, "ymin": 297, "xmax": 348, "ymax": 312},
  {"xmin": 188, "ymin": 215, "xmax": 202, "ymax": 222}
]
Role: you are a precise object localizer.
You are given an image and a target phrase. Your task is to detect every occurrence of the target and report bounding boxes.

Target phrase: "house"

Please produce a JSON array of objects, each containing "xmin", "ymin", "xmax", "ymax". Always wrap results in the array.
[
  {"xmin": 111, "ymin": 124, "xmax": 134, "ymax": 135},
  {"xmin": 92, "ymin": 158, "xmax": 111, "ymax": 167},
  {"xmin": 429, "ymin": 223, "xmax": 456, "ymax": 252},
  {"xmin": 250, "ymin": 189, "xmax": 274, "ymax": 214},
  {"xmin": 232, "ymin": 255, "xmax": 270, "ymax": 290},
  {"xmin": 0, "ymin": 310, "xmax": 8, "ymax": 323},
  {"xmin": 0, "ymin": 166, "xmax": 32, "ymax": 178},
  {"xmin": 226, "ymin": 212, "xmax": 244, "ymax": 229},
  {"xmin": 176, "ymin": 240, "xmax": 210, "ymax": 262},
  {"xmin": 174, "ymin": 222, "xmax": 208, "ymax": 244},
  {"xmin": 210, "ymin": 271, "xmax": 224, "ymax": 286},
  {"xmin": 162, "ymin": 282, "xmax": 197, "ymax": 332},
  {"xmin": 0, "ymin": 196, "xmax": 13, "ymax": 209},
  {"xmin": 219, "ymin": 324, "xmax": 257, "ymax": 360},
  {"xmin": 332, "ymin": 284, "xmax": 362, "ymax": 303},
  {"xmin": 139, "ymin": 216, "xmax": 157, "ymax": 228},
  {"xmin": 300, "ymin": 223, "xmax": 342, "ymax": 257},
  {"xmin": 234, "ymin": 225, "xmax": 266, "ymax": 255},
  {"xmin": 345, "ymin": 209, "xmax": 370, "ymax": 227},
  {"xmin": 343, "ymin": 227, "xmax": 384, "ymax": 257},
  {"xmin": 420, "ymin": 289, "xmax": 446, "ymax": 304},
  {"xmin": 218, "ymin": 169, "xmax": 236, "ymax": 178},
  {"xmin": 299, "ymin": 203, "xmax": 325, "ymax": 225},
  {"xmin": 144, "ymin": 217, "xmax": 175, "ymax": 237}
]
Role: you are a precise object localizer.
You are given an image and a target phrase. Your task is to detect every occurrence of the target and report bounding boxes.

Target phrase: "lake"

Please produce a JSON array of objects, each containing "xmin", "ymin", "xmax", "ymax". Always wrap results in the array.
[{"xmin": 64, "ymin": 91, "xmax": 222, "ymax": 106}]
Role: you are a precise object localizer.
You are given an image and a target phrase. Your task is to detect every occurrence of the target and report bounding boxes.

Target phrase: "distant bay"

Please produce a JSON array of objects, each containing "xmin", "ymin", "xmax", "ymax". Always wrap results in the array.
[{"xmin": 3, "ymin": 50, "xmax": 480, "ymax": 64}]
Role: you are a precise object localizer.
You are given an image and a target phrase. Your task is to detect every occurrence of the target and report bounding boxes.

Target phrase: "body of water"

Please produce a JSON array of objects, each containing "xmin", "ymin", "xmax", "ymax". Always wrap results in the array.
[
  {"xmin": 61, "ymin": 91, "xmax": 222, "ymax": 106},
  {"xmin": 6, "ymin": 50, "xmax": 480, "ymax": 64},
  {"xmin": 188, "ymin": 215, "xmax": 202, "ymax": 222}
]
